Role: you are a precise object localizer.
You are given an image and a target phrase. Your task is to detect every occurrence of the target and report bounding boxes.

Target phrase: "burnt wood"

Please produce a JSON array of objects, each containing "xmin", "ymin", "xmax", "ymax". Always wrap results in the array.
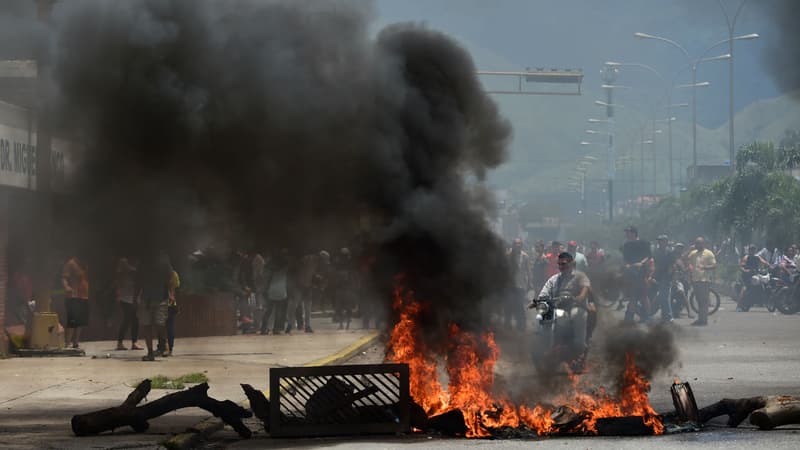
[
  {"xmin": 749, "ymin": 396, "xmax": 800, "ymax": 430},
  {"xmin": 427, "ymin": 409, "xmax": 468, "ymax": 435},
  {"xmin": 594, "ymin": 416, "xmax": 656, "ymax": 436},
  {"xmin": 242, "ymin": 384, "xmax": 270, "ymax": 431},
  {"xmin": 697, "ymin": 396, "xmax": 768, "ymax": 427},
  {"xmin": 71, "ymin": 380, "xmax": 253, "ymax": 438}
]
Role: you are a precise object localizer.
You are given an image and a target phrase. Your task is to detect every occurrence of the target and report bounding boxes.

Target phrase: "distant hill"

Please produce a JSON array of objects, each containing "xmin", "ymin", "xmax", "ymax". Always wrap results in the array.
[{"xmin": 488, "ymin": 88, "xmax": 800, "ymax": 197}]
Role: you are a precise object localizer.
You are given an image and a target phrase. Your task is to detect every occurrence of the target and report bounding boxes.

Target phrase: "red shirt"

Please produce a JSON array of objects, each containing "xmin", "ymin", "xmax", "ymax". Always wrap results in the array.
[{"xmin": 545, "ymin": 252, "xmax": 560, "ymax": 278}]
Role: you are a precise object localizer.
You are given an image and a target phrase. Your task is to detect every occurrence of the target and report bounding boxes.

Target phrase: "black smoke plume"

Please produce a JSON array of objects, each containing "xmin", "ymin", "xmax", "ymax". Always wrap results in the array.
[
  {"xmin": 41, "ymin": 1, "xmax": 511, "ymax": 334},
  {"xmin": 759, "ymin": 0, "xmax": 800, "ymax": 99}
]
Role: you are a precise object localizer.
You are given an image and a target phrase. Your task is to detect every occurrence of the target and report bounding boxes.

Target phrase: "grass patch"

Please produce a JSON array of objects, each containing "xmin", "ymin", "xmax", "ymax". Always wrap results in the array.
[
  {"xmin": 176, "ymin": 372, "xmax": 209, "ymax": 384},
  {"xmin": 147, "ymin": 372, "xmax": 209, "ymax": 390}
]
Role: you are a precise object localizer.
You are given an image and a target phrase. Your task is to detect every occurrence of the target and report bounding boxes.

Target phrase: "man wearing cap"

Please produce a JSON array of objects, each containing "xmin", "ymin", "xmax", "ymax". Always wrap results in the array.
[
  {"xmin": 621, "ymin": 226, "xmax": 653, "ymax": 322},
  {"xmin": 652, "ymin": 235, "xmax": 676, "ymax": 322},
  {"xmin": 567, "ymin": 241, "xmax": 588, "ymax": 272}
]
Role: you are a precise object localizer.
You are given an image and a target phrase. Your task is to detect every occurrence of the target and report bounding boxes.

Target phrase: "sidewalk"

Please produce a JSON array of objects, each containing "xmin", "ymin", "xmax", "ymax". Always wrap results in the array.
[{"xmin": 0, "ymin": 318, "xmax": 380, "ymax": 450}]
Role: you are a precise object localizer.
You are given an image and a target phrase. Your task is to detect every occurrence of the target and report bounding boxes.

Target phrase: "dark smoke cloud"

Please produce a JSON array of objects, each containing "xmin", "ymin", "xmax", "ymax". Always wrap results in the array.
[
  {"xmin": 42, "ymin": 1, "xmax": 511, "ymax": 332},
  {"xmin": 600, "ymin": 324, "xmax": 678, "ymax": 385},
  {"xmin": 757, "ymin": 0, "xmax": 800, "ymax": 98}
]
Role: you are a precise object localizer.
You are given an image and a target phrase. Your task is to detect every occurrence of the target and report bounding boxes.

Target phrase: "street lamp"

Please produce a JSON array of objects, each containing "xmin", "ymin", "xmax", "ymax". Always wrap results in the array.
[
  {"xmin": 717, "ymin": 0, "xmax": 759, "ymax": 170},
  {"xmin": 634, "ymin": 32, "xmax": 732, "ymax": 173},
  {"xmin": 586, "ymin": 129, "xmax": 612, "ymax": 135},
  {"xmin": 594, "ymin": 100, "xmax": 623, "ymax": 108},
  {"xmin": 638, "ymin": 138, "xmax": 655, "ymax": 211}
]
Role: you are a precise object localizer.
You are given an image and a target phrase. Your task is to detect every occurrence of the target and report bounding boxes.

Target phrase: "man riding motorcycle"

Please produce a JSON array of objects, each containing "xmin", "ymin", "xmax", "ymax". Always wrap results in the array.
[
  {"xmin": 738, "ymin": 245, "xmax": 769, "ymax": 310},
  {"xmin": 531, "ymin": 252, "xmax": 596, "ymax": 372}
]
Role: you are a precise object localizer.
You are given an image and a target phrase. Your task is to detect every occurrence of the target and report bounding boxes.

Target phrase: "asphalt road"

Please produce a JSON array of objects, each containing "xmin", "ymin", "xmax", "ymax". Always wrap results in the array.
[{"xmin": 222, "ymin": 296, "xmax": 800, "ymax": 450}]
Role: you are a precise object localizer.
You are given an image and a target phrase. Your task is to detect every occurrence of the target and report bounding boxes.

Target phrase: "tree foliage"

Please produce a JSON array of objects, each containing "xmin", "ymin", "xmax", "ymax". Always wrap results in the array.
[{"xmin": 639, "ymin": 134, "xmax": 800, "ymax": 247}]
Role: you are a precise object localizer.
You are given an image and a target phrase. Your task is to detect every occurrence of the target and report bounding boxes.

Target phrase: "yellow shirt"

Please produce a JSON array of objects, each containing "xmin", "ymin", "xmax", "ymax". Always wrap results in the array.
[
  {"xmin": 688, "ymin": 249, "xmax": 716, "ymax": 283},
  {"xmin": 167, "ymin": 270, "xmax": 180, "ymax": 306}
]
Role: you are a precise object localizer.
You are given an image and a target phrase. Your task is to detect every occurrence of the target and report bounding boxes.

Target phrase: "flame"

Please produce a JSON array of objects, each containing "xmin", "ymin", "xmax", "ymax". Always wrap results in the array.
[
  {"xmin": 519, "ymin": 405, "xmax": 556, "ymax": 435},
  {"xmin": 385, "ymin": 283, "xmax": 448, "ymax": 415},
  {"xmin": 558, "ymin": 354, "xmax": 664, "ymax": 434},
  {"xmin": 385, "ymin": 280, "xmax": 664, "ymax": 437}
]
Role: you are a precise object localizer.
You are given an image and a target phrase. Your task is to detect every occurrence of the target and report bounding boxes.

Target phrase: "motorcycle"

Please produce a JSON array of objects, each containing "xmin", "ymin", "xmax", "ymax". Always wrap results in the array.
[
  {"xmin": 528, "ymin": 292, "xmax": 588, "ymax": 370},
  {"xmin": 775, "ymin": 272, "xmax": 800, "ymax": 315},
  {"xmin": 738, "ymin": 267, "xmax": 783, "ymax": 312}
]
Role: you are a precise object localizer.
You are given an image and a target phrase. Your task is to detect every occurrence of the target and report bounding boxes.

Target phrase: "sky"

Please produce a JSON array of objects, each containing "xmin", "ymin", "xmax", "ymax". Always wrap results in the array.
[{"xmin": 375, "ymin": 0, "xmax": 784, "ymax": 129}]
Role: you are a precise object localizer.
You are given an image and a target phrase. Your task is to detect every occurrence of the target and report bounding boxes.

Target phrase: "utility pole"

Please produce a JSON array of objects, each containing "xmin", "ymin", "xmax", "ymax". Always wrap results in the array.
[
  {"xmin": 652, "ymin": 119, "xmax": 658, "ymax": 195},
  {"xmin": 718, "ymin": 0, "xmax": 750, "ymax": 172},
  {"xmin": 601, "ymin": 64, "xmax": 618, "ymax": 222}
]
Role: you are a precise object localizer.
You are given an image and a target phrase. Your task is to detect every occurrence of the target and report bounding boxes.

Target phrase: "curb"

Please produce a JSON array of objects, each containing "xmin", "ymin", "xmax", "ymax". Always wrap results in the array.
[{"xmin": 163, "ymin": 331, "xmax": 381, "ymax": 449}]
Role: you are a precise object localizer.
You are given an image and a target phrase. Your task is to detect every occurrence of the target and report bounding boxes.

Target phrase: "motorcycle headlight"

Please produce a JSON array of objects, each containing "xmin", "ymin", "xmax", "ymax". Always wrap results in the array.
[{"xmin": 536, "ymin": 302, "xmax": 549, "ymax": 315}]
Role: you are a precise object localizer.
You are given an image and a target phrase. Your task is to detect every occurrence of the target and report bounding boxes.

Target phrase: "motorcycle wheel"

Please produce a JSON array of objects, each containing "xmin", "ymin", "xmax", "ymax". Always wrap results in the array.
[
  {"xmin": 689, "ymin": 288, "xmax": 721, "ymax": 316},
  {"xmin": 670, "ymin": 292, "xmax": 685, "ymax": 316},
  {"xmin": 766, "ymin": 296, "xmax": 777, "ymax": 313},
  {"xmin": 776, "ymin": 287, "xmax": 799, "ymax": 315}
]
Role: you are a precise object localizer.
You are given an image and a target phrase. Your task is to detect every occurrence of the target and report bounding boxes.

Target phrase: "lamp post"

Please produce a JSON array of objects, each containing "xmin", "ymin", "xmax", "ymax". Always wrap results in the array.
[
  {"xmin": 599, "ymin": 62, "xmax": 619, "ymax": 222},
  {"xmin": 634, "ymin": 31, "xmax": 757, "ymax": 174},
  {"xmin": 606, "ymin": 61, "xmax": 689, "ymax": 195},
  {"xmin": 633, "ymin": 33, "xmax": 732, "ymax": 177},
  {"xmin": 651, "ymin": 126, "xmax": 663, "ymax": 195},
  {"xmin": 640, "ymin": 138, "xmax": 654, "ymax": 211},
  {"xmin": 717, "ymin": 0, "xmax": 758, "ymax": 171}
]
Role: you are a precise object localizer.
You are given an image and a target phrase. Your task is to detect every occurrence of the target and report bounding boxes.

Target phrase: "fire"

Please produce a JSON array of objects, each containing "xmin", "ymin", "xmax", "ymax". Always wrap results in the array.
[
  {"xmin": 519, "ymin": 405, "xmax": 556, "ymax": 435},
  {"xmin": 386, "ymin": 284, "xmax": 448, "ymax": 415},
  {"xmin": 558, "ymin": 354, "xmax": 664, "ymax": 434},
  {"xmin": 385, "ymin": 281, "xmax": 664, "ymax": 437}
]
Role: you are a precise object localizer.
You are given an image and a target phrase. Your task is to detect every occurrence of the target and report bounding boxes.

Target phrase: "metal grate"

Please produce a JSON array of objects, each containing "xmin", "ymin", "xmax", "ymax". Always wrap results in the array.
[{"xmin": 269, "ymin": 363, "xmax": 410, "ymax": 437}]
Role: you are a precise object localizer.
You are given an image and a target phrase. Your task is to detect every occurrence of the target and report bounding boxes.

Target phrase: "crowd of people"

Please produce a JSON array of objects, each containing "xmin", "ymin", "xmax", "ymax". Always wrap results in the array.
[
  {"xmin": 9, "ymin": 224, "xmax": 796, "ymax": 361},
  {"xmin": 506, "ymin": 225, "xmax": 800, "ymax": 331},
  {"xmin": 231, "ymin": 245, "xmax": 384, "ymax": 337},
  {"xmin": 5, "ymin": 239, "xmax": 386, "ymax": 361}
]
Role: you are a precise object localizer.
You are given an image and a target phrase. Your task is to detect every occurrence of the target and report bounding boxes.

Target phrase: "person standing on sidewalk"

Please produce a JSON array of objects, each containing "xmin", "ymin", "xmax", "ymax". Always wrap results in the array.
[
  {"xmin": 114, "ymin": 257, "xmax": 142, "ymax": 350},
  {"xmin": 164, "ymin": 267, "xmax": 180, "ymax": 356},
  {"xmin": 687, "ymin": 237, "xmax": 717, "ymax": 326},
  {"xmin": 260, "ymin": 248, "xmax": 290, "ymax": 335},
  {"xmin": 284, "ymin": 251, "xmax": 303, "ymax": 335},
  {"xmin": 62, "ymin": 255, "xmax": 89, "ymax": 349},
  {"xmin": 251, "ymin": 250, "xmax": 266, "ymax": 332},
  {"xmin": 138, "ymin": 252, "xmax": 172, "ymax": 361},
  {"xmin": 295, "ymin": 252, "xmax": 319, "ymax": 333}
]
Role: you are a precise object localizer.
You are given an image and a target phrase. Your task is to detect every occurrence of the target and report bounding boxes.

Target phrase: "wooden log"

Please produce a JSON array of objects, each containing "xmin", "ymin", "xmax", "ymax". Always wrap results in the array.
[
  {"xmin": 595, "ymin": 416, "xmax": 655, "ymax": 436},
  {"xmin": 409, "ymin": 400, "xmax": 429, "ymax": 430},
  {"xmin": 70, "ymin": 380, "xmax": 153, "ymax": 434},
  {"xmin": 749, "ymin": 396, "xmax": 800, "ymax": 430},
  {"xmin": 697, "ymin": 397, "xmax": 767, "ymax": 427},
  {"xmin": 71, "ymin": 380, "xmax": 253, "ymax": 438},
  {"xmin": 427, "ymin": 409, "xmax": 468, "ymax": 435},
  {"xmin": 241, "ymin": 384, "xmax": 270, "ymax": 431}
]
